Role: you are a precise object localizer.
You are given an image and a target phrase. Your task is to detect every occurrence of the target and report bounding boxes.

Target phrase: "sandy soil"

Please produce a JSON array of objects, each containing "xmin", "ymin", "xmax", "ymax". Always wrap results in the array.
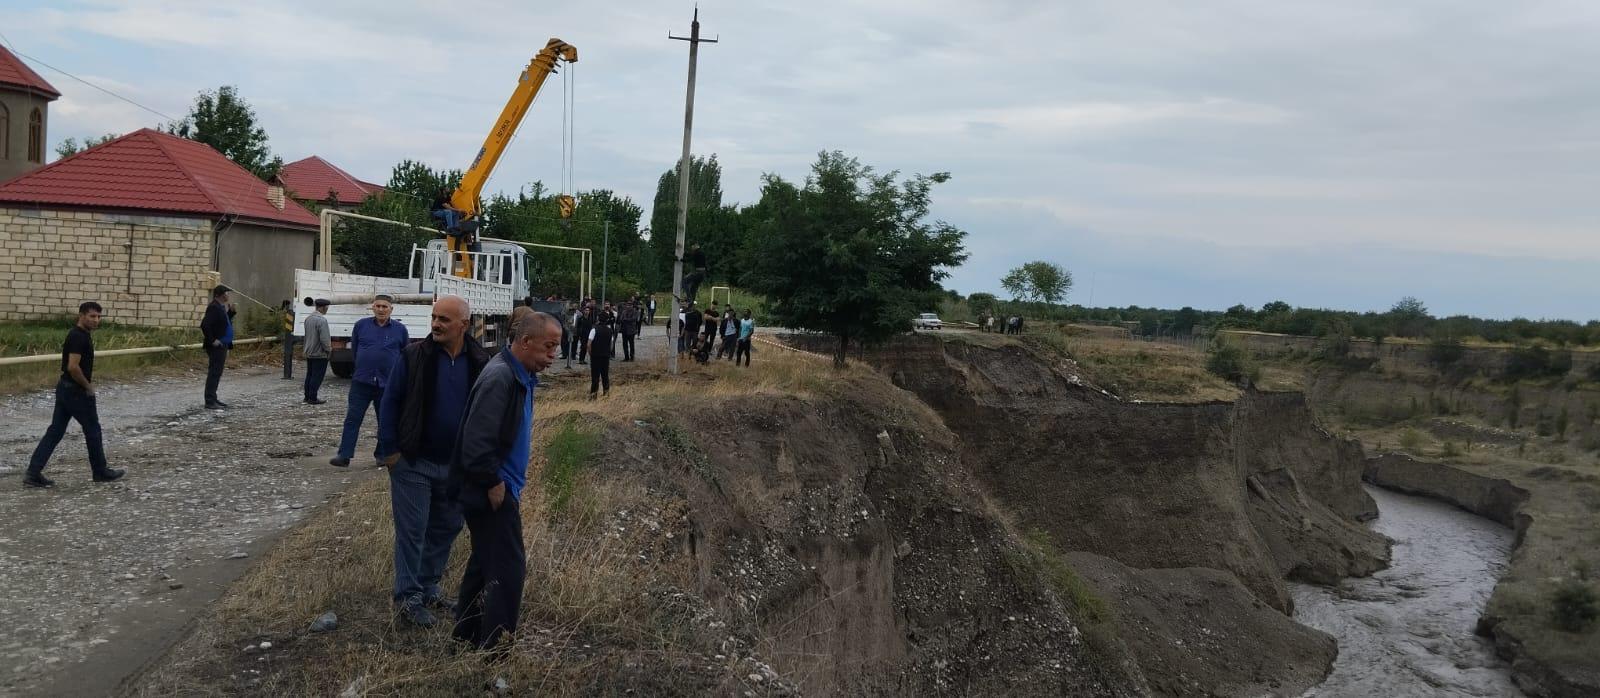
[{"xmin": 0, "ymin": 328, "xmax": 668, "ymax": 697}]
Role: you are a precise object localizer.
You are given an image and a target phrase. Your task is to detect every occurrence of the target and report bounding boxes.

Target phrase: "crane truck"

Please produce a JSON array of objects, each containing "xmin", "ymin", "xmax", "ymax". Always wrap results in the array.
[{"xmin": 292, "ymin": 38, "xmax": 578, "ymax": 378}]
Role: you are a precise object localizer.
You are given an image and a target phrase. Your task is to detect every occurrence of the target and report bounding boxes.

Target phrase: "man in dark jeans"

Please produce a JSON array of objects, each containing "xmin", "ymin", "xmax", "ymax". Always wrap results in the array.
[
  {"xmin": 378, "ymin": 296, "xmax": 488, "ymax": 627},
  {"xmin": 451, "ymin": 311, "xmax": 560, "ymax": 651},
  {"xmin": 200, "ymin": 285, "xmax": 235, "ymax": 409},
  {"xmin": 588, "ymin": 312, "xmax": 614, "ymax": 397},
  {"xmin": 618, "ymin": 300, "xmax": 639, "ymax": 361},
  {"xmin": 25, "ymin": 302, "xmax": 124, "ymax": 487},
  {"xmin": 302, "ymin": 298, "xmax": 332, "ymax": 404},
  {"xmin": 573, "ymin": 305, "xmax": 594, "ymax": 365}
]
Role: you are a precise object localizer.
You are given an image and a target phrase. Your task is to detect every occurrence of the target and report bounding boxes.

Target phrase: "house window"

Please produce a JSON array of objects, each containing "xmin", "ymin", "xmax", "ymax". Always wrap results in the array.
[
  {"xmin": 0, "ymin": 103, "xmax": 9, "ymax": 159},
  {"xmin": 28, "ymin": 108, "xmax": 43, "ymax": 163}
]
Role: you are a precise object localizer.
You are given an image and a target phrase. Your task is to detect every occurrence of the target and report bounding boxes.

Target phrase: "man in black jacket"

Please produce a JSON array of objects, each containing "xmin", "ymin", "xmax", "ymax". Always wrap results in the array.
[
  {"xmin": 573, "ymin": 305, "xmax": 594, "ymax": 365},
  {"xmin": 450, "ymin": 310, "xmax": 560, "ymax": 651},
  {"xmin": 200, "ymin": 285, "xmax": 235, "ymax": 409},
  {"xmin": 376, "ymin": 296, "xmax": 488, "ymax": 627},
  {"xmin": 589, "ymin": 312, "xmax": 614, "ymax": 397}
]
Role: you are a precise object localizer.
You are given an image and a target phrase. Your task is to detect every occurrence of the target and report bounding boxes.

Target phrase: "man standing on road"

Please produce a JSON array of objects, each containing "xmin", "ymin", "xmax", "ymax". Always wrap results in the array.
[
  {"xmin": 24, "ymin": 302, "xmax": 125, "ymax": 488},
  {"xmin": 200, "ymin": 285, "xmax": 235, "ymax": 410},
  {"xmin": 588, "ymin": 311, "xmax": 614, "ymax": 398},
  {"xmin": 450, "ymin": 311, "xmax": 560, "ymax": 651},
  {"xmin": 302, "ymin": 299, "xmax": 332, "ymax": 404},
  {"xmin": 332, "ymin": 295, "xmax": 408, "ymax": 467},
  {"xmin": 279, "ymin": 300, "xmax": 300, "ymax": 380},
  {"xmin": 736, "ymin": 309, "xmax": 755, "ymax": 367},
  {"xmin": 646, "ymin": 294, "xmax": 657, "ymax": 326},
  {"xmin": 618, "ymin": 299, "xmax": 639, "ymax": 362},
  {"xmin": 376, "ymin": 295, "xmax": 488, "ymax": 627}
]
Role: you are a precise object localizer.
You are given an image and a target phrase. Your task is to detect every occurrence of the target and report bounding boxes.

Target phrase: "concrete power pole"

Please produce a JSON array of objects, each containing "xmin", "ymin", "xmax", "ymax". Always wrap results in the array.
[{"xmin": 666, "ymin": 8, "xmax": 716, "ymax": 375}]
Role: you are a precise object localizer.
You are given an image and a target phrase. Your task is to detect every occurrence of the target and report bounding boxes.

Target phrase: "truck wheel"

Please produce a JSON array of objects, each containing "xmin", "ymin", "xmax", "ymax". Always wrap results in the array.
[{"xmin": 332, "ymin": 361, "xmax": 354, "ymax": 379}]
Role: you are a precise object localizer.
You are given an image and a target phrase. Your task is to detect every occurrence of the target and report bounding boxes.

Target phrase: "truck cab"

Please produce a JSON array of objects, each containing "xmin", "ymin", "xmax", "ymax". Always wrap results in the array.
[{"xmin": 414, "ymin": 239, "xmax": 533, "ymax": 304}]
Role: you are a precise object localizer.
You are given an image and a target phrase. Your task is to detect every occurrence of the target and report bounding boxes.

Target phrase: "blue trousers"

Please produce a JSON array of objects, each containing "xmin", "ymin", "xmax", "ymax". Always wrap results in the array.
[
  {"xmin": 28, "ymin": 379, "xmax": 108, "ymax": 475},
  {"xmin": 336, "ymin": 381, "xmax": 383, "ymax": 460},
  {"xmin": 389, "ymin": 456, "xmax": 464, "ymax": 604}
]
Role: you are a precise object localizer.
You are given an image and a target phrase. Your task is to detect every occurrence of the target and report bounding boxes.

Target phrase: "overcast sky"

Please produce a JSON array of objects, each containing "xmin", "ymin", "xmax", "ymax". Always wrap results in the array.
[{"xmin": 11, "ymin": 1, "xmax": 1599, "ymax": 320}]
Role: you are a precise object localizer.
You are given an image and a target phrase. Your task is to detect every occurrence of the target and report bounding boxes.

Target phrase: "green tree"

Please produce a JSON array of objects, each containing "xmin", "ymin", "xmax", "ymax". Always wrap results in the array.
[
  {"xmin": 648, "ymin": 155, "xmax": 725, "ymax": 291},
  {"xmin": 1389, "ymin": 296, "xmax": 1431, "ymax": 338},
  {"xmin": 741, "ymin": 151, "xmax": 968, "ymax": 366},
  {"xmin": 332, "ymin": 160, "xmax": 458, "ymax": 278},
  {"xmin": 1000, "ymin": 260, "xmax": 1072, "ymax": 304},
  {"xmin": 54, "ymin": 133, "xmax": 119, "ymax": 159},
  {"xmin": 164, "ymin": 86, "xmax": 283, "ymax": 180}
]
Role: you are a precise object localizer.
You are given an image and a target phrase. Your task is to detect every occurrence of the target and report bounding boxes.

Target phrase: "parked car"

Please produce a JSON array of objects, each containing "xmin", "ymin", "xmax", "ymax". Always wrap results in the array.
[{"xmin": 913, "ymin": 312, "xmax": 943, "ymax": 330}]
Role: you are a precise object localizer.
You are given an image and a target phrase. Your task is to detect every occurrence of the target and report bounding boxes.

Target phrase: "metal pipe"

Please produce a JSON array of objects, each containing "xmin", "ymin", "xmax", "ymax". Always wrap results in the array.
[
  {"xmin": 0, "ymin": 336, "xmax": 276, "ymax": 366},
  {"xmin": 323, "ymin": 293, "xmax": 434, "ymax": 305}
]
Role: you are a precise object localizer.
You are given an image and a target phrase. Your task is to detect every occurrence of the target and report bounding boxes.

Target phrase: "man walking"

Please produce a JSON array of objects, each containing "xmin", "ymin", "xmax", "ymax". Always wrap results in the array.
[
  {"xmin": 588, "ymin": 312, "xmax": 614, "ymax": 398},
  {"xmin": 303, "ymin": 298, "xmax": 332, "ymax": 404},
  {"xmin": 24, "ymin": 302, "xmax": 124, "ymax": 487},
  {"xmin": 332, "ymin": 295, "xmax": 408, "ymax": 467},
  {"xmin": 377, "ymin": 296, "xmax": 488, "ymax": 627},
  {"xmin": 451, "ymin": 311, "xmax": 560, "ymax": 651},
  {"xmin": 200, "ymin": 285, "xmax": 235, "ymax": 409}
]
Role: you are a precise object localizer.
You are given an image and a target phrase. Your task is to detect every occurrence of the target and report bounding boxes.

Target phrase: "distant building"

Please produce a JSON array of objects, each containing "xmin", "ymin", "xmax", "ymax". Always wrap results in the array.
[
  {"xmin": 0, "ymin": 129, "xmax": 320, "ymax": 327},
  {"xmin": 276, "ymin": 155, "xmax": 384, "ymax": 212},
  {"xmin": 0, "ymin": 44, "xmax": 61, "ymax": 183}
]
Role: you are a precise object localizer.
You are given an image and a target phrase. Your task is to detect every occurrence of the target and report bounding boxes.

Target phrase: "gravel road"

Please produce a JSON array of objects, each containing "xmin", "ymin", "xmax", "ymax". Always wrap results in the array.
[{"xmin": 0, "ymin": 327, "xmax": 670, "ymax": 696}]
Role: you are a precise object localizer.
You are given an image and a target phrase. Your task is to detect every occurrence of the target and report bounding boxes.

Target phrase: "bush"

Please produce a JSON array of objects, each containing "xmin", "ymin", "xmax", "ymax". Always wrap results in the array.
[
  {"xmin": 1428, "ymin": 336, "xmax": 1466, "ymax": 368},
  {"xmin": 1440, "ymin": 441, "xmax": 1462, "ymax": 458},
  {"xmin": 1205, "ymin": 335, "xmax": 1259, "ymax": 384},
  {"xmin": 1505, "ymin": 344, "xmax": 1573, "ymax": 381},
  {"xmin": 1399, "ymin": 428, "xmax": 1424, "ymax": 452},
  {"xmin": 1550, "ymin": 578, "xmax": 1599, "ymax": 633}
]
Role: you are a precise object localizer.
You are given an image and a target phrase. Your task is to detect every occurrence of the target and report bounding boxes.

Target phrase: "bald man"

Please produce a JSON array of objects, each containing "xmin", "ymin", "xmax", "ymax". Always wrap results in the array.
[{"xmin": 376, "ymin": 295, "xmax": 489, "ymax": 627}]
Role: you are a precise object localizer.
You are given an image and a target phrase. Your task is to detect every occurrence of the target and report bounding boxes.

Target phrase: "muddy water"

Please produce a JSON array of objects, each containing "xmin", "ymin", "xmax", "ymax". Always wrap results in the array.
[{"xmin": 1293, "ymin": 485, "xmax": 1522, "ymax": 697}]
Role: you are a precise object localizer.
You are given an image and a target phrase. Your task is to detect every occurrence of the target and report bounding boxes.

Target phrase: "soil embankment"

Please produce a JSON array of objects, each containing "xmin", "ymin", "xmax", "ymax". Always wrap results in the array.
[{"xmin": 808, "ymin": 333, "xmax": 1391, "ymax": 695}]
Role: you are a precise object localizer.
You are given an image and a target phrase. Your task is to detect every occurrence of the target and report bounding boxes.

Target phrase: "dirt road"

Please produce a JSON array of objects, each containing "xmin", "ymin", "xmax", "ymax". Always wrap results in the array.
[{"xmin": 0, "ymin": 327, "xmax": 669, "ymax": 696}]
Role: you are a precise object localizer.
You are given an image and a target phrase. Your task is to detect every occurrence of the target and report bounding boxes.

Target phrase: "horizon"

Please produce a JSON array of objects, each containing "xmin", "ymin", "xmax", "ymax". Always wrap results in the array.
[{"xmin": 11, "ymin": 1, "xmax": 1599, "ymax": 322}]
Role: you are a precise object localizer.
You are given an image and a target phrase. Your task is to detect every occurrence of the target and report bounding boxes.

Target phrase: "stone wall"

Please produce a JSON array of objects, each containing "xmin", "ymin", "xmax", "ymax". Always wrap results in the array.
[{"xmin": 0, "ymin": 206, "xmax": 213, "ymax": 327}]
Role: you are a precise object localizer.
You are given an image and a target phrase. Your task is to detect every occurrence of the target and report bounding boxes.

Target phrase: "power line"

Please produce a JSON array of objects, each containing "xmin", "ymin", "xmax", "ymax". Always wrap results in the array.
[{"xmin": 0, "ymin": 38, "xmax": 178, "ymax": 123}]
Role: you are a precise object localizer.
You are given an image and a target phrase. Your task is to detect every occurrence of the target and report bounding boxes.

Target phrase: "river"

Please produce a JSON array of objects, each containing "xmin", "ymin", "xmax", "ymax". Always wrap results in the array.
[{"xmin": 1293, "ymin": 485, "xmax": 1522, "ymax": 697}]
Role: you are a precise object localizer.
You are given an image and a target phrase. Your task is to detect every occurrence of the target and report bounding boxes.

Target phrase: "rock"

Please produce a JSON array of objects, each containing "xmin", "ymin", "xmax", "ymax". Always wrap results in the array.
[
  {"xmin": 226, "ymin": 551, "xmax": 248, "ymax": 560},
  {"xmin": 747, "ymin": 674, "xmax": 765, "ymax": 684},
  {"xmin": 338, "ymin": 675, "xmax": 368, "ymax": 698},
  {"xmin": 243, "ymin": 645, "xmax": 256, "ymax": 654},
  {"xmin": 258, "ymin": 641, "xmax": 272, "ymax": 650},
  {"xmin": 491, "ymin": 676, "xmax": 510, "ymax": 694},
  {"xmin": 310, "ymin": 611, "xmax": 338, "ymax": 633},
  {"xmin": 119, "ymin": 573, "xmax": 135, "ymax": 581},
  {"xmin": 168, "ymin": 582, "xmax": 184, "ymax": 590}
]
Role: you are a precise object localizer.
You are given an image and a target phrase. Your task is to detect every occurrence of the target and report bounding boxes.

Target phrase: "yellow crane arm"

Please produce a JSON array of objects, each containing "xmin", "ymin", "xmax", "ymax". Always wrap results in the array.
[{"xmin": 450, "ymin": 38, "xmax": 578, "ymax": 217}]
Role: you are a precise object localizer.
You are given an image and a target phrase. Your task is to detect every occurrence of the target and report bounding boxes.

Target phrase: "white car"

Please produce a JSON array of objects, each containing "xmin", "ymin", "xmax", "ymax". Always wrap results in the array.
[{"xmin": 913, "ymin": 312, "xmax": 943, "ymax": 330}]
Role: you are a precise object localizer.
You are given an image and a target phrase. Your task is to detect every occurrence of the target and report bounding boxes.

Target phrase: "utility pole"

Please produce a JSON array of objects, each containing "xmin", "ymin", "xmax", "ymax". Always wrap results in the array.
[
  {"xmin": 601, "ymin": 219, "xmax": 610, "ymax": 305},
  {"xmin": 667, "ymin": 8, "xmax": 716, "ymax": 375}
]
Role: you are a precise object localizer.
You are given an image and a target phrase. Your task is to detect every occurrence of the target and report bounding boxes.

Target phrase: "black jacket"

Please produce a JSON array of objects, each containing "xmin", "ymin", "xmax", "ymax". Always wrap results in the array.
[
  {"xmin": 589, "ymin": 325, "xmax": 614, "ymax": 360},
  {"xmin": 450, "ymin": 351, "xmax": 530, "ymax": 490},
  {"xmin": 575, "ymin": 313, "xmax": 595, "ymax": 340},
  {"xmin": 395, "ymin": 335, "xmax": 491, "ymax": 462},
  {"xmin": 200, "ymin": 301, "xmax": 235, "ymax": 348}
]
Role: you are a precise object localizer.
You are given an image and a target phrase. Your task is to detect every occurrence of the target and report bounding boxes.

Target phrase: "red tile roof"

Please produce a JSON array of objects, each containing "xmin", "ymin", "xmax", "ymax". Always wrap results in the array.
[
  {"xmin": 0, "ymin": 44, "xmax": 61, "ymax": 99},
  {"xmin": 277, "ymin": 155, "xmax": 383, "ymax": 206},
  {"xmin": 0, "ymin": 128, "xmax": 319, "ymax": 228}
]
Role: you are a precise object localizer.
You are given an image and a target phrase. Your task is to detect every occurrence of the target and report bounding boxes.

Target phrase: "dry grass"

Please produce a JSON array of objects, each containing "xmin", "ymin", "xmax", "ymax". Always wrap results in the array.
[
  {"xmin": 0, "ymin": 343, "xmax": 279, "ymax": 395},
  {"xmin": 133, "ymin": 348, "xmax": 852, "ymax": 696},
  {"xmin": 1031, "ymin": 331, "xmax": 1240, "ymax": 403}
]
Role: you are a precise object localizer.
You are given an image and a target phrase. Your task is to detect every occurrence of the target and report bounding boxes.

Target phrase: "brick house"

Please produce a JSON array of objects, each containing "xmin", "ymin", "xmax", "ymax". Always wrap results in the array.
[
  {"xmin": 276, "ymin": 155, "xmax": 384, "ymax": 211},
  {"xmin": 0, "ymin": 128, "xmax": 320, "ymax": 328},
  {"xmin": 0, "ymin": 44, "xmax": 60, "ymax": 183}
]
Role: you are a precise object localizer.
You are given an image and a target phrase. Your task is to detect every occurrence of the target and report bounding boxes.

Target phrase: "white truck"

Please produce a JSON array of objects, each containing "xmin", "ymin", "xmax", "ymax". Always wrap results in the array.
[{"xmin": 292, "ymin": 239, "xmax": 530, "ymax": 378}]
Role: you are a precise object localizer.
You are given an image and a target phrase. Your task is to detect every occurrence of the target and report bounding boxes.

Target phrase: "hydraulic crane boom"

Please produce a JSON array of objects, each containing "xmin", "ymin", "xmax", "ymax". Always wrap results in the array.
[{"xmin": 436, "ymin": 38, "xmax": 577, "ymax": 273}]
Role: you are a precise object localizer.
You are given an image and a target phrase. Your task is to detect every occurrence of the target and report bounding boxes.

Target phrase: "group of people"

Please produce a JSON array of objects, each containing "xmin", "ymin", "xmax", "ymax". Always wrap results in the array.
[
  {"xmin": 26, "ymin": 291, "xmax": 567, "ymax": 653},
  {"xmin": 563, "ymin": 293, "xmax": 650, "ymax": 397},
  {"xmin": 675, "ymin": 300, "xmax": 756, "ymax": 366},
  {"xmin": 980, "ymin": 311, "xmax": 1026, "ymax": 335}
]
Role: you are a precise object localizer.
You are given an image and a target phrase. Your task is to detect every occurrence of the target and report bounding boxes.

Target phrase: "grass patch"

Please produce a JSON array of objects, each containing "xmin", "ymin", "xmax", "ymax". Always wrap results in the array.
[
  {"xmin": 0, "ymin": 317, "xmax": 201, "ymax": 356},
  {"xmin": 1019, "ymin": 528, "xmax": 1108, "ymax": 625},
  {"xmin": 542, "ymin": 419, "xmax": 599, "ymax": 515},
  {"xmin": 1027, "ymin": 328, "xmax": 1239, "ymax": 403}
]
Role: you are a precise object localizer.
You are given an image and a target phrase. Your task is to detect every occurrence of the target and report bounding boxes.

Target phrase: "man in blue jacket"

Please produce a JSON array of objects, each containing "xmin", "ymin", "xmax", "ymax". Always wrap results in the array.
[
  {"xmin": 332, "ymin": 295, "xmax": 408, "ymax": 467},
  {"xmin": 376, "ymin": 295, "xmax": 488, "ymax": 627},
  {"xmin": 450, "ymin": 309, "xmax": 560, "ymax": 650}
]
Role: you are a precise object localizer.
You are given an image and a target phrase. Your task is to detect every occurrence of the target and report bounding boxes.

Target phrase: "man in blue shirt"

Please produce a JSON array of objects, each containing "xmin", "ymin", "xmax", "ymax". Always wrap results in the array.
[
  {"xmin": 332, "ymin": 295, "xmax": 408, "ymax": 467},
  {"xmin": 450, "ymin": 309, "xmax": 561, "ymax": 651},
  {"xmin": 376, "ymin": 296, "xmax": 488, "ymax": 627}
]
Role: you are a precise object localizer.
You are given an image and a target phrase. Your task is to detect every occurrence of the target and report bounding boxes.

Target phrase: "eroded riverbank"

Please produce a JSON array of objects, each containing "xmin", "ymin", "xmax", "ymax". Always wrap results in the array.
[{"xmin": 1294, "ymin": 485, "xmax": 1521, "ymax": 697}]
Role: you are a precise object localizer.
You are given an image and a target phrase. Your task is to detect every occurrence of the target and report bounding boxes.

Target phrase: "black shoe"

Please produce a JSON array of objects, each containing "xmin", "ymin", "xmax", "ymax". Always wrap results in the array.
[
  {"xmin": 329, "ymin": 457, "xmax": 350, "ymax": 467},
  {"xmin": 92, "ymin": 468, "xmax": 125, "ymax": 482},
  {"xmin": 205, "ymin": 402, "xmax": 225, "ymax": 410},
  {"xmin": 215, "ymin": 400, "xmax": 231, "ymax": 408},
  {"xmin": 425, "ymin": 594, "xmax": 456, "ymax": 611},
  {"xmin": 398, "ymin": 601, "xmax": 438, "ymax": 628},
  {"xmin": 23, "ymin": 472, "xmax": 54, "ymax": 488},
  {"xmin": 305, "ymin": 398, "xmax": 326, "ymax": 405}
]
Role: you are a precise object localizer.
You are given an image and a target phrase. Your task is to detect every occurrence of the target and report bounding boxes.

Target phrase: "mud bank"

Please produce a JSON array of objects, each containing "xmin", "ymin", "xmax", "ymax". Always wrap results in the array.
[
  {"xmin": 1364, "ymin": 453, "xmax": 1599, "ymax": 697},
  {"xmin": 799, "ymin": 334, "xmax": 1392, "ymax": 695}
]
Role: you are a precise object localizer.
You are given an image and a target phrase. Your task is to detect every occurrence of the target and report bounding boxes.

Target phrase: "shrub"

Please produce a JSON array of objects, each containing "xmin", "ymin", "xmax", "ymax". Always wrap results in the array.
[
  {"xmin": 1505, "ymin": 344, "xmax": 1572, "ymax": 381},
  {"xmin": 1205, "ymin": 335, "xmax": 1259, "ymax": 384},
  {"xmin": 1399, "ymin": 428, "xmax": 1424, "ymax": 452},
  {"xmin": 1440, "ymin": 441, "xmax": 1462, "ymax": 458},
  {"xmin": 1588, "ymin": 362, "xmax": 1600, "ymax": 383},
  {"xmin": 1428, "ymin": 336, "xmax": 1466, "ymax": 368},
  {"xmin": 542, "ymin": 421, "xmax": 598, "ymax": 515},
  {"xmin": 1550, "ymin": 578, "xmax": 1599, "ymax": 633}
]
